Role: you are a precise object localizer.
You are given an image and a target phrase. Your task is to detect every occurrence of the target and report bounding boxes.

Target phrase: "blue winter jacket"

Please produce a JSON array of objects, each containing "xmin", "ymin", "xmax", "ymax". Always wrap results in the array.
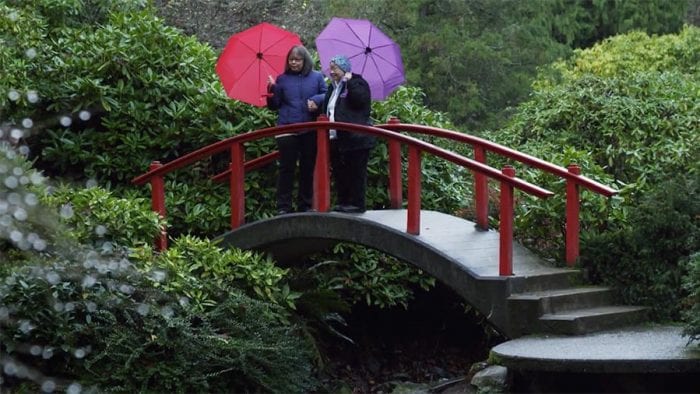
[{"xmin": 267, "ymin": 70, "xmax": 327, "ymax": 128}]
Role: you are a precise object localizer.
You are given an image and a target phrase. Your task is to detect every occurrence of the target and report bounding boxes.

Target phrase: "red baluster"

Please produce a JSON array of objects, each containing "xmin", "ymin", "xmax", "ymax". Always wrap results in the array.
[
  {"xmin": 149, "ymin": 161, "xmax": 167, "ymax": 251},
  {"xmin": 230, "ymin": 142, "xmax": 245, "ymax": 229},
  {"xmin": 474, "ymin": 146, "xmax": 489, "ymax": 230},
  {"xmin": 314, "ymin": 114, "xmax": 331, "ymax": 212},
  {"xmin": 388, "ymin": 117, "xmax": 403, "ymax": 209},
  {"xmin": 407, "ymin": 146, "xmax": 421, "ymax": 235},
  {"xmin": 499, "ymin": 166, "xmax": 515, "ymax": 276},
  {"xmin": 566, "ymin": 164, "xmax": 581, "ymax": 266}
]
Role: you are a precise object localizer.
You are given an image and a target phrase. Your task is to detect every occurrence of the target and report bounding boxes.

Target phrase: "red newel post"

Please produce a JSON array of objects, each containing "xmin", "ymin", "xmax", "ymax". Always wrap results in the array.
[
  {"xmin": 566, "ymin": 164, "xmax": 581, "ymax": 266},
  {"xmin": 499, "ymin": 166, "xmax": 515, "ymax": 276},
  {"xmin": 149, "ymin": 161, "xmax": 168, "ymax": 251},
  {"xmin": 474, "ymin": 146, "xmax": 489, "ymax": 230},
  {"xmin": 229, "ymin": 142, "xmax": 245, "ymax": 229},
  {"xmin": 407, "ymin": 146, "xmax": 422, "ymax": 235},
  {"xmin": 387, "ymin": 116, "xmax": 403, "ymax": 209},
  {"xmin": 314, "ymin": 114, "xmax": 331, "ymax": 212}
]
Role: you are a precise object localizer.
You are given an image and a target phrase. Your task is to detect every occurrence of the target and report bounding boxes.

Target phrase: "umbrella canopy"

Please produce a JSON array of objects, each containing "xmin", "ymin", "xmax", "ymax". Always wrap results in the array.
[
  {"xmin": 316, "ymin": 17, "xmax": 405, "ymax": 101},
  {"xmin": 216, "ymin": 22, "xmax": 302, "ymax": 107}
]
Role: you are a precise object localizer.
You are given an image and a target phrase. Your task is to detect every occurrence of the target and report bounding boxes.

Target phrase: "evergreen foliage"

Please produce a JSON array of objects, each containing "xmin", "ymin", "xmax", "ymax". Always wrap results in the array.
[{"xmin": 486, "ymin": 27, "xmax": 700, "ymax": 324}]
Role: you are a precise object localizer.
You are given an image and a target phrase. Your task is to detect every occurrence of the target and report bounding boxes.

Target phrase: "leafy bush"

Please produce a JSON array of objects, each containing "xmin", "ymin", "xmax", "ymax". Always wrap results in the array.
[
  {"xmin": 131, "ymin": 235, "xmax": 299, "ymax": 312},
  {"xmin": 41, "ymin": 185, "xmax": 163, "ymax": 247},
  {"xmin": 0, "ymin": 254, "xmax": 318, "ymax": 393},
  {"xmin": 305, "ymin": 243, "xmax": 436, "ymax": 309},
  {"xmin": 484, "ymin": 27, "xmax": 699, "ymax": 318},
  {"xmin": 581, "ymin": 173, "xmax": 699, "ymax": 320}
]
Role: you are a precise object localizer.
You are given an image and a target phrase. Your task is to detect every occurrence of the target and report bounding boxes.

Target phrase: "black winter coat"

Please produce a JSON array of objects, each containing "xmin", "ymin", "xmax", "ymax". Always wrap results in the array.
[{"xmin": 319, "ymin": 74, "xmax": 376, "ymax": 152}]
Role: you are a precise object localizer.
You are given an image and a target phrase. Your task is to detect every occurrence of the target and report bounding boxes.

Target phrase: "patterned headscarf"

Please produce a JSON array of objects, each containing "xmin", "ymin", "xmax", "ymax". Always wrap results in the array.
[{"xmin": 330, "ymin": 55, "xmax": 352, "ymax": 73}]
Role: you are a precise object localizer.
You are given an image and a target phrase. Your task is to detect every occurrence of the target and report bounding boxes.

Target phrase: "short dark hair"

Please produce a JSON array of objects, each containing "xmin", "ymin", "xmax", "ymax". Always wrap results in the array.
[{"xmin": 285, "ymin": 45, "xmax": 313, "ymax": 76}]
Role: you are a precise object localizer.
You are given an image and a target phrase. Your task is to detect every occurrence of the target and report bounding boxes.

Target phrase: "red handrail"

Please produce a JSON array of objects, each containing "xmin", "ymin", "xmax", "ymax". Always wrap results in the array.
[
  {"xmin": 377, "ymin": 119, "xmax": 619, "ymax": 266},
  {"xmin": 132, "ymin": 120, "xmax": 554, "ymax": 275}
]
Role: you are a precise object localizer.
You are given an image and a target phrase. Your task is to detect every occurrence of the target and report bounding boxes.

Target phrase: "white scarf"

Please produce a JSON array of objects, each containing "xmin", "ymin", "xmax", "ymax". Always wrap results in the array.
[{"xmin": 327, "ymin": 80, "xmax": 345, "ymax": 139}]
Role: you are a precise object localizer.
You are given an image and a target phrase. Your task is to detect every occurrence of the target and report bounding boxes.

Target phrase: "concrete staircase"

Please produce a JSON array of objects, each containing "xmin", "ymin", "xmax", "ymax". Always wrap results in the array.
[{"xmin": 507, "ymin": 271, "xmax": 648, "ymax": 336}]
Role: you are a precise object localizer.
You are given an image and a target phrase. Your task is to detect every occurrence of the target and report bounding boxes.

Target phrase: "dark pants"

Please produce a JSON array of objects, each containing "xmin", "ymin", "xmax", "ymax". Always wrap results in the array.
[
  {"xmin": 276, "ymin": 132, "xmax": 316, "ymax": 212},
  {"xmin": 331, "ymin": 145, "xmax": 371, "ymax": 210}
]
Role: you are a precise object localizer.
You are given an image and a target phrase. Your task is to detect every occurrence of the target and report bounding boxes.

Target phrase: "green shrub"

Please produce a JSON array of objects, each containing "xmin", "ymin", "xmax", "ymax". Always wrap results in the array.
[
  {"xmin": 0, "ymin": 253, "xmax": 317, "ymax": 393},
  {"xmin": 41, "ymin": 185, "xmax": 163, "ymax": 247},
  {"xmin": 305, "ymin": 243, "xmax": 436, "ymax": 309},
  {"xmin": 580, "ymin": 173, "xmax": 699, "ymax": 320},
  {"xmin": 131, "ymin": 235, "xmax": 300, "ymax": 312}
]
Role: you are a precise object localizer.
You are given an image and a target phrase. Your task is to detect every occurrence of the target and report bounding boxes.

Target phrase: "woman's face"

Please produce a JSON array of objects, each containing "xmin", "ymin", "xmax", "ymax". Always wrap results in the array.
[
  {"xmin": 329, "ymin": 63, "xmax": 343, "ymax": 82},
  {"xmin": 288, "ymin": 53, "xmax": 304, "ymax": 72}
]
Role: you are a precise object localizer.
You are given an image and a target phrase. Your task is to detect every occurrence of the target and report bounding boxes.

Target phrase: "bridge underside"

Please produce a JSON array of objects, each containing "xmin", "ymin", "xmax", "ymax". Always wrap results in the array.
[{"xmin": 216, "ymin": 210, "xmax": 576, "ymax": 338}]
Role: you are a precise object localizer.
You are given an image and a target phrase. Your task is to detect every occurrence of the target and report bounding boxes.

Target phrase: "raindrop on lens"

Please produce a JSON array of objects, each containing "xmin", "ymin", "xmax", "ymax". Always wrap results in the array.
[
  {"xmin": 10, "ymin": 128, "xmax": 23, "ymax": 139},
  {"xmin": 4, "ymin": 176, "xmax": 18, "ymax": 189},
  {"xmin": 30, "ymin": 171, "xmax": 43, "ymax": 185},
  {"xmin": 60, "ymin": 204, "xmax": 74, "ymax": 219},
  {"xmin": 67, "ymin": 382, "xmax": 82, "ymax": 394},
  {"xmin": 137, "ymin": 303, "xmax": 150, "ymax": 316},
  {"xmin": 30, "ymin": 345, "xmax": 43, "ymax": 356},
  {"xmin": 26, "ymin": 90, "xmax": 38, "ymax": 103},
  {"xmin": 59, "ymin": 116, "xmax": 72, "ymax": 127},
  {"xmin": 46, "ymin": 272, "xmax": 60, "ymax": 284},
  {"xmin": 65, "ymin": 302, "xmax": 75, "ymax": 312},
  {"xmin": 33, "ymin": 239, "xmax": 47, "ymax": 251},
  {"xmin": 18, "ymin": 145, "xmax": 30, "ymax": 155},
  {"xmin": 8, "ymin": 193, "xmax": 20, "ymax": 204},
  {"xmin": 19, "ymin": 175, "xmax": 29, "ymax": 185},
  {"xmin": 25, "ymin": 48, "xmax": 37, "ymax": 59},
  {"xmin": 19, "ymin": 320, "xmax": 35, "ymax": 333},
  {"xmin": 95, "ymin": 225, "xmax": 107, "ymax": 236},
  {"xmin": 82, "ymin": 275, "xmax": 96, "ymax": 288},
  {"xmin": 160, "ymin": 306, "xmax": 174, "ymax": 318},
  {"xmin": 85, "ymin": 178, "xmax": 97, "ymax": 188},
  {"xmin": 21, "ymin": 118, "xmax": 33, "ymax": 128},
  {"xmin": 24, "ymin": 193, "xmax": 38, "ymax": 206},
  {"xmin": 8, "ymin": 90, "xmax": 20, "ymax": 101},
  {"xmin": 12, "ymin": 167, "xmax": 23, "ymax": 176},
  {"xmin": 79, "ymin": 110, "xmax": 91, "ymax": 121},
  {"xmin": 74, "ymin": 348, "xmax": 86, "ymax": 359},
  {"xmin": 86, "ymin": 301, "xmax": 97, "ymax": 312},
  {"xmin": 41, "ymin": 379, "xmax": 56, "ymax": 393},
  {"xmin": 10, "ymin": 230, "xmax": 23, "ymax": 243},
  {"xmin": 3, "ymin": 361, "xmax": 18, "ymax": 376},
  {"xmin": 0, "ymin": 201, "xmax": 6, "ymax": 213},
  {"xmin": 42, "ymin": 347, "xmax": 54, "ymax": 359},
  {"xmin": 1, "ymin": 215, "xmax": 13, "ymax": 226},
  {"xmin": 14, "ymin": 208, "xmax": 28, "ymax": 221},
  {"xmin": 53, "ymin": 302, "xmax": 64, "ymax": 313}
]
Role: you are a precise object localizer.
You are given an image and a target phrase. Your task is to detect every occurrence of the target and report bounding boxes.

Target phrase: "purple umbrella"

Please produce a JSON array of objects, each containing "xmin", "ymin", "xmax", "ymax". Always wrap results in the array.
[{"xmin": 316, "ymin": 17, "xmax": 405, "ymax": 101}]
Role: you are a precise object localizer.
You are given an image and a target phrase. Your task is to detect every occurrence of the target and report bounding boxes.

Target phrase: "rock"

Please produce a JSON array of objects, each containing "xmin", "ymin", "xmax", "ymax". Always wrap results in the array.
[{"xmin": 470, "ymin": 365, "xmax": 509, "ymax": 393}]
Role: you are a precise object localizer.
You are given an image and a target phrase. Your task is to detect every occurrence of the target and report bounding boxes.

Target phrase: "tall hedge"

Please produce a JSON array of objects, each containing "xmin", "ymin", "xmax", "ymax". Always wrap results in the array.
[{"xmin": 485, "ymin": 27, "xmax": 700, "ymax": 322}]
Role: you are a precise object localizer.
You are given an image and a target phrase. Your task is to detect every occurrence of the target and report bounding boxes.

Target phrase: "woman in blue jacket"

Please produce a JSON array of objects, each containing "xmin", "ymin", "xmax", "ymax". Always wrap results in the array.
[{"xmin": 267, "ymin": 45, "xmax": 327, "ymax": 214}]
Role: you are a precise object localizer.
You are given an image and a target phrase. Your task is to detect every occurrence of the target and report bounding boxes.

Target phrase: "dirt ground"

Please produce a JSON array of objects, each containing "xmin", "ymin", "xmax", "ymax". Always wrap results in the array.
[{"xmin": 315, "ymin": 284, "xmax": 506, "ymax": 393}]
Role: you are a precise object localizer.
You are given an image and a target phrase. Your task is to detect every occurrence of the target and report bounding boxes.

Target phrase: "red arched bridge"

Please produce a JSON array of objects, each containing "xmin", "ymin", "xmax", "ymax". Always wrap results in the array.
[{"xmin": 132, "ymin": 118, "xmax": 647, "ymax": 338}]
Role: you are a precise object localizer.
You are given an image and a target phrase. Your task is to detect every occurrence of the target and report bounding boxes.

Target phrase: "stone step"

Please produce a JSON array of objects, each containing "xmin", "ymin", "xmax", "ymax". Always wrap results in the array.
[
  {"xmin": 509, "ymin": 270, "xmax": 583, "ymax": 293},
  {"xmin": 508, "ymin": 286, "xmax": 613, "ymax": 315},
  {"xmin": 537, "ymin": 306, "xmax": 648, "ymax": 335}
]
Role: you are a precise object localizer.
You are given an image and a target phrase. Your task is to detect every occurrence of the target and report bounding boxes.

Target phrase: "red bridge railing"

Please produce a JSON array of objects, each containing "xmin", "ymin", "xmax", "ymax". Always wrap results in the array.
[
  {"xmin": 132, "ymin": 118, "xmax": 615, "ymax": 275},
  {"xmin": 378, "ymin": 118, "xmax": 618, "ymax": 266}
]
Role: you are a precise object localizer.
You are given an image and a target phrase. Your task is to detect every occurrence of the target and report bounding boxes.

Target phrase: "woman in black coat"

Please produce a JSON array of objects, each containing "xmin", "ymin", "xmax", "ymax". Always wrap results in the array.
[{"xmin": 318, "ymin": 55, "xmax": 375, "ymax": 213}]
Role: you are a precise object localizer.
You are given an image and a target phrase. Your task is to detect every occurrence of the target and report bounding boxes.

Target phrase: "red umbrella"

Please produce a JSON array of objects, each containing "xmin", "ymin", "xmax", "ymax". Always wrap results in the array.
[{"xmin": 216, "ymin": 23, "xmax": 302, "ymax": 107}]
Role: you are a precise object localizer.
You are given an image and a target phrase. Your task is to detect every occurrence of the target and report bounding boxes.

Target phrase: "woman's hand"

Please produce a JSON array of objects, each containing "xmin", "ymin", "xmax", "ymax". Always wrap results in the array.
[
  {"xmin": 342, "ymin": 72, "xmax": 352, "ymax": 82},
  {"xmin": 267, "ymin": 75, "xmax": 275, "ymax": 85}
]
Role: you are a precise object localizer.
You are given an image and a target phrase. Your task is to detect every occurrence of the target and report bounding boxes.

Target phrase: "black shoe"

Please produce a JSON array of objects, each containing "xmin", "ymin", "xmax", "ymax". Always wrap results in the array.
[
  {"xmin": 333, "ymin": 205, "xmax": 365, "ymax": 213},
  {"xmin": 341, "ymin": 205, "xmax": 365, "ymax": 213}
]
